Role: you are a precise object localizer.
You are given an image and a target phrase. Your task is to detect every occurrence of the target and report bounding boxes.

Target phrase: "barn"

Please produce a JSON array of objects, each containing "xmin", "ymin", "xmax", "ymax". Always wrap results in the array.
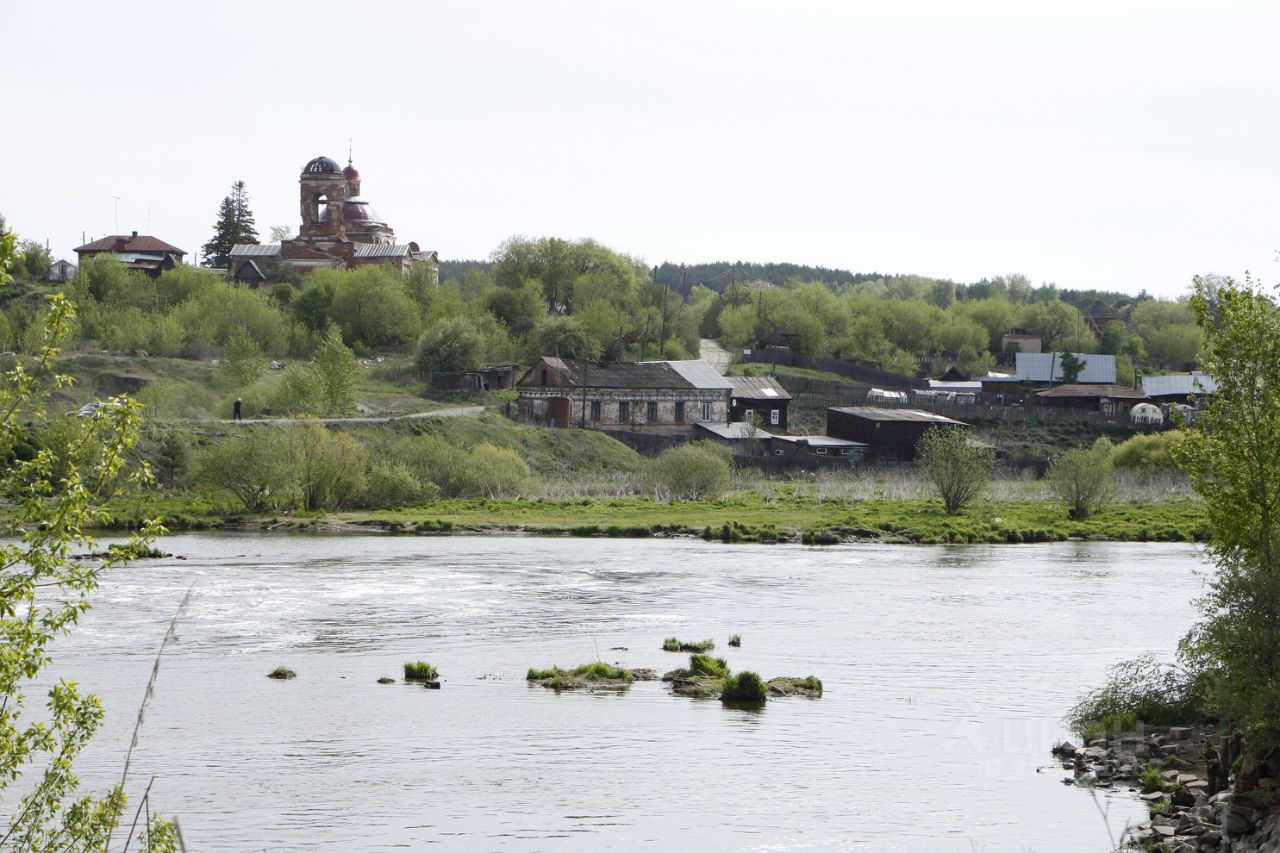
[{"xmin": 825, "ymin": 407, "xmax": 970, "ymax": 461}]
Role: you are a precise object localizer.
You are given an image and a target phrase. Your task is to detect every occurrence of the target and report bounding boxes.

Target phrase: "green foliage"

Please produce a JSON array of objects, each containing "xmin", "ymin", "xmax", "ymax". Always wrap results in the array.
[
  {"xmin": 150, "ymin": 429, "xmax": 190, "ymax": 488},
  {"xmin": 322, "ymin": 266, "xmax": 422, "ymax": 350},
  {"xmin": 362, "ymin": 460, "xmax": 433, "ymax": 507},
  {"xmin": 215, "ymin": 326, "xmax": 267, "ymax": 389},
  {"xmin": 18, "ymin": 239, "xmax": 51, "ymax": 280},
  {"xmin": 728, "ymin": 634, "xmax": 742, "ymax": 647},
  {"xmin": 415, "ymin": 317, "xmax": 484, "ymax": 375},
  {"xmin": 1057, "ymin": 351, "xmax": 1085, "ymax": 384},
  {"xmin": 662, "ymin": 638, "xmax": 715, "ymax": 652},
  {"xmin": 534, "ymin": 315, "xmax": 600, "ymax": 360},
  {"xmin": 1065, "ymin": 655, "xmax": 1200, "ymax": 735},
  {"xmin": 1141, "ymin": 762, "xmax": 1169, "ymax": 793},
  {"xmin": 1111, "ymin": 431, "xmax": 1186, "ymax": 474},
  {"xmin": 192, "ymin": 427, "xmax": 293, "ymax": 511},
  {"xmin": 0, "ymin": 291, "xmax": 175, "ymax": 849},
  {"xmin": 647, "ymin": 443, "xmax": 731, "ymax": 501},
  {"xmin": 201, "ymin": 179, "xmax": 258, "ymax": 269},
  {"xmin": 0, "ymin": 214, "xmax": 18, "ymax": 285},
  {"xmin": 689, "ymin": 654, "xmax": 730, "ymax": 678},
  {"xmin": 403, "ymin": 661, "xmax": 439, "ymax": 681},
  {"xmin": 273, "ymin": 365, "xmax": 325, "ymax": 416},
  {"xmin": 267, "ymin": 666, "xmax": 297, "ymax": 680},
  {"xmin": 721, "ymin": 671, "xmax": 768, "ymax": 704},
  {"xmin": 312, "ymin": 328, "xmax": 360, "ymax": 415},
  {"xmin": 1173, "ymin": 276, "xmax": 1280, "ymax": 734},
  {"xmin": 284, "ymin": 419, "xmax": 368, "ymax": 511},
  {"xmin": 526, "ymin": 662, "xmax": 632, "ymax": 687},
  {"xmin": 1047, "ymin": 438, "xmax": 1113, "ymax": 519},
  {"xmin": 916, "ymin": 427, "xmax": 993, "ymax": 515}
]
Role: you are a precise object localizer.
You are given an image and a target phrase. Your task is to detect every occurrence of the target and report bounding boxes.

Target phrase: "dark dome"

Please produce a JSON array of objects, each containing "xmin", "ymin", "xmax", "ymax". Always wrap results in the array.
[
  {"xmin": 317, "ymin": 198, "xmax": 385, "ymax": 225},
  {"xmin": 303, "ymin": 156, "xmax": 342, "ymax": 175},
  {"xmin": 343, "ymin": 163, "xmax": 360, "ymax": 180}
]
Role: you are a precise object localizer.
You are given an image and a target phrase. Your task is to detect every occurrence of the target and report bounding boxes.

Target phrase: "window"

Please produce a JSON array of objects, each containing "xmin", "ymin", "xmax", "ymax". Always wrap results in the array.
[
  {"xmin": 674, "ymin": 402, "xmax": 685, "ymax": 422},
  {"xmin": 590, "ymin": 400, "xmax": 601, "ymax": 422},
  {"xmin": 701, "ymin": 402, "xmax": 711, "ymax": 421},
  {"xmin": 770, "ymin": 409, "xmax": 780, "ymax": 425},
  {"xmin": 774, "ymin": 449, "xmax": 784, "ymax": 456},
  {"xmin": 540, "ymin": 369, "xmax": 548, "ymax": 387},
  {"xmin": 840, "ymin": 448, "xmax": 853, "ymax": 456},
  {"xmin": 816, "ymin": 447, "xmax": 829, "ymax": 455},
  {"xmin": 619, "ymin": 401, "xmax": 630, "ymax": 421},
  {"xmin": 647, "ymin": 401, "xmax": 658, "ymax": 422}
]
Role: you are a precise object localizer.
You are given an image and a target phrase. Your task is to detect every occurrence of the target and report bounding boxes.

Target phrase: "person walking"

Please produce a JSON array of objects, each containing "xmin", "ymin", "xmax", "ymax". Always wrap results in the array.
[{"xmin": 233, "ymin": 398, "xmax": 242, "ymax": 421}]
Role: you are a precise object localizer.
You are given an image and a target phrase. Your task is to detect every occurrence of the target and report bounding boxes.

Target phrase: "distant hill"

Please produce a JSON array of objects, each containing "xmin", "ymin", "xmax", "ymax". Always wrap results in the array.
[{"xmin": 653, "ymin": 261, "xmax": 885, "ymax": 295}]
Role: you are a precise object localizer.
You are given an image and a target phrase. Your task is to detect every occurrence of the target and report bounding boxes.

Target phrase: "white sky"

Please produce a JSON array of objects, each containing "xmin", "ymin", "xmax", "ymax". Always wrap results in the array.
[{"xmin": 6, "ymin": 0, "xmax": 1278, "ymax": 298}]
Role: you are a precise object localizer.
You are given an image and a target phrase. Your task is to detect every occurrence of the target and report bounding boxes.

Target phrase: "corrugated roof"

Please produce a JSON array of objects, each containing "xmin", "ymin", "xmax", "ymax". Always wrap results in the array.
[
  {"xmin": 1016, "ymin": 352, "xmax": 1117, "ymax": 384},
  {"xmin": 1034, "ymin": 384, "xmax": 1148, "ymax": 399},
  {"xmin": 539, "ymin": 358, "xmax": 689, "ymax": 389},
  {"xmin": 1142, "ymin": 372, "xmax": 1217, "ymax": 397},
  {"xmin": 231, "ymin": 243, "xmax": 282, "ymax": 257},
  {"xmin": 354, "ymin": 243, "xmax": 412, "ymax": 258},
  {"xmin": 695, "ymin": 421, "xmax": 774, "ymax": 440},
  {"xmin": 727, "ymin": 375, "xmax": 792, "ymax": 400},
  {"xmin": 75, "ymin": 234, "xmax": 186, "ymax": 255},
  {"xmin": 659, "ymin": 360, "xmax": 733, "ymax": 390},
  {"xmin": 828, "ymin": 406, "xmax": 968, "ymax": 425}
]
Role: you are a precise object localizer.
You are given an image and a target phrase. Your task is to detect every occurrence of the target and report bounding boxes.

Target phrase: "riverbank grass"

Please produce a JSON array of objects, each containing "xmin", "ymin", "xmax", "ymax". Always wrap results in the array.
[
  {"xmin": 527, "ymin": 662, "xmax": 634, "ymax": 690},
  {"xmin": 662, "ymin": 637, "xmax": 715, "ymax": 652},
  {"xmin": 403, "ymin": 661, "xmax": 439, "ymax": 682}
]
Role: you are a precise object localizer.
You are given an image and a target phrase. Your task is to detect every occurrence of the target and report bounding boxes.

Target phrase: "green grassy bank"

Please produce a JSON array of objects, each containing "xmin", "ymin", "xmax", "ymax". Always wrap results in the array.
[{"xmin": 102, "ymin": 492, "xmax": 1207, "ymax": 546}]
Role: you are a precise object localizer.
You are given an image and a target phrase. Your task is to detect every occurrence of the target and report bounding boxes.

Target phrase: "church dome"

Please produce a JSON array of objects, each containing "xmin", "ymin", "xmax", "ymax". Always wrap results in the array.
[
  {"xmin": 343, "ymin": 162, "xmax": 360, "ymax": 180},
  {"xmin": 302, "ymin": 156, "xmax": 342, "ymax": 175},
  {"xmin": 317, "ymin": 197, "xmax": 385, "ymax": 225}
]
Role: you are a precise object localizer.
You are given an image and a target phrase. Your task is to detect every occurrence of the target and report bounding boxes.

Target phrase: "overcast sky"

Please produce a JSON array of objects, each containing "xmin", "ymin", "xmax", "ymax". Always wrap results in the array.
[{"xmin": 6, "ymin": 0, "xmax": 1277, "ymax": 298}]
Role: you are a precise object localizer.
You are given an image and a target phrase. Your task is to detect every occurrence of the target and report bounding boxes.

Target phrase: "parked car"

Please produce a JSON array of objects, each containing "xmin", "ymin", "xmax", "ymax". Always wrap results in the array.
[{"xmin": 67, "ymin": 401, "xmax": 123, "ymax": 418}]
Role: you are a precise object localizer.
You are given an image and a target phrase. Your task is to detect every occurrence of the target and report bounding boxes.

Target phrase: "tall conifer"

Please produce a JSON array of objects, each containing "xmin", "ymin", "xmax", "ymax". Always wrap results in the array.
[{"xmin": 201, "ymin": 180, "xmax": 259, "ymax": 269}]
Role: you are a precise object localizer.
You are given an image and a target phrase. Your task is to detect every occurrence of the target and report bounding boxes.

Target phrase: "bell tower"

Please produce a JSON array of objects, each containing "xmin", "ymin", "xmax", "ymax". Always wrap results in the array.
[{"xmin": 297, "ymin": 156, "xmax": 347, "ymax": 240}]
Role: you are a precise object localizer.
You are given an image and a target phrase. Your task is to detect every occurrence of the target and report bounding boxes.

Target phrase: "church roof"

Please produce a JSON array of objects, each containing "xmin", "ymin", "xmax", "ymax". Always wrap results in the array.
[
  {"xmin": 231, "ymin": 243, "xmax": 282, "ymax": 257},
  {"xmin": 303, "ymin": 155, "xmax": 342, "ymax": 174}
]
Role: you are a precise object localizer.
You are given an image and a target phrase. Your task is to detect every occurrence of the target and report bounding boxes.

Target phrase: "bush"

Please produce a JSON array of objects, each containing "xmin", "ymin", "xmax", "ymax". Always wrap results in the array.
[
  {"xmin": 721, "ymin": 671, "xmax": 768, "ymax": 704},
  {"xmin": 415, "ymin": 317, "xmax": 485, "ymax": 376},
  {"xmin": 663, "ymin": 638, "xmax": 715, "ymax": 652},
  {"xmin": 647, "ymin": 443, "xmax": 731, "ymax": 501},
  {"xmin": 1065, "ymin": 654, "xmax": 1201, "ymax": 736},
  {"xmin": 403, "ymin": 661, "xmax": 438, "ymax": 681},
  {"xmin": 363, "ymin": 460, "xmax": 433, "ymax": 507},
  {"xmin": 193, "ymin": 428, "xmax": 293, "ymax": 512},
  {"xmin": 1047, "ymin": 438, "xmax": 1114, "ymax": 519},
  {"xmin": 1111, "ymin": 430, "xmax": 1187, "ymax": 474},
  {"xmin": 284, "ymin": 420, "xmax": 368, "ymax": 511},
  {"xmin": 916, "ymin": 427, "xmax": 993, "ymax": 515}
]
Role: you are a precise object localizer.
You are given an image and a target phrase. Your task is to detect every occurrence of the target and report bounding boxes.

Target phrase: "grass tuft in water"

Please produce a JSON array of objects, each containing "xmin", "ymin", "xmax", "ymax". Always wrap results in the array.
[
  {"xmin": 403, "ymin": 661, "xmax": 439, "ymax": 681},
  {"xmin": 721, "ymin": 671, "xmax": 768, "ymax": 705},
  {"xmin": 662, "ymin": 637, "xmax": 715, "ymax": 652}
]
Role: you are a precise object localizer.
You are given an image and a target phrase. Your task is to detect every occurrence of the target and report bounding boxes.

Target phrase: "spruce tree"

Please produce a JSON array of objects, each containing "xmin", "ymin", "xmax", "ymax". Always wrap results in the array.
[{"xmin": 201, "ymin": 180, "xmax": 259, "ymax": 269}]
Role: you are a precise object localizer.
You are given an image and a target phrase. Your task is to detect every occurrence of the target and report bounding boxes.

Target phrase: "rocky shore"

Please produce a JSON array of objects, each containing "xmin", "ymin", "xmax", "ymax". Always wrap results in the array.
[{"xmin": 1055, "ymin": 725, "xmax": 1280, "ymax": 852}]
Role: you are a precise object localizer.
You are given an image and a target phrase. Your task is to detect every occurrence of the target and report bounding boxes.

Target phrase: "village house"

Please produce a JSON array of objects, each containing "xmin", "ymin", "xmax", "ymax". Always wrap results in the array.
[
  {"xmin": 230, "ymin": 155, "xmax": 437, "ymax": 282},
  {"xmin": 1033, "ymin": 383, "xmax": 1149, "ymax": 414},
  {"xmin": 428, "ymin": 365, "xmax": 519, "ymax": 392},
  {"xmin": 73, "ymin": 232, "xmax": 186, "ymax": 278},
  {"xmin": 1000, "ymin": 329, "xmax": 1042, "ymax": 353},
  {"xmin": 516, "ymin": 357, "xmax": 731, "ymax": 433},
  {"xmin": 726, "ymin": 375, "xmax": 791, "ymax": 432},
  {"xmin": 47, "ymin": 259, "xmax": 77, "ymax": 282},
  {"xmin": 693, "ymin": 421, "xmax": 866, "ymax": 467},
  {"xmin": 825, "ymin": 406, "xmax": 971, "ymax": 461},
  {"xmin": 1141, "ymin": 372, "xmax": 1217, "ymax": 405}
]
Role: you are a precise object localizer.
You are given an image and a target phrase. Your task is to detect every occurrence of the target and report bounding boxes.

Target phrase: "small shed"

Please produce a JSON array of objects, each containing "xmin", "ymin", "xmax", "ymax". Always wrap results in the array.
[
  {"xmin": 727, "ymin": 375, "xmax": 791, "ymax": 432},
  {"xmin": 47, "ymin": 259, "xmax": 77, "ymax": 282},
  {"xmin": 866, "ymin": 388, "xmax": 909, "ymax": 406},
  {"xmin": 826, "ymin": 407, "xmax": 969, "ymax": 461},
  {"xmin": 695, "ymin": 420, "xmax": 773, "ymax": 458},
  {"xmin": 770, "ymin": 434, "xmax": 867, "ymax": 464},
  {"xmin": 429, "ymin": 365, "xmax": 519, "ymax": 391},
  {"xmin": 1034, "ymin": 384, "xmax": 1148, "ymax": 413}
]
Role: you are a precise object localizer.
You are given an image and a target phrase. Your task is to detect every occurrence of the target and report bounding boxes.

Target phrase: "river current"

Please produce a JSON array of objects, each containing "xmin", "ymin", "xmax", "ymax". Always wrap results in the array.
[{"xmin": 36, "ymin": 535, "xmax": 1205, "ymax": 851}]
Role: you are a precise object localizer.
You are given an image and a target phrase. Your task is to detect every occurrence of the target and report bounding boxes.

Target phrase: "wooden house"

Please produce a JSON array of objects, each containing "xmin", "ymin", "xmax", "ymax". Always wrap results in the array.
[
  {"xmin": 74, "ymin": 232, "xmax": 186, "ymax": 278},
  {"xmin": 429, "ymin": 365, "xmax": 519, "ymax": 391},
  {"xmin": 826, "ymin": 406, "xmax": 970, "ymax": 461},
  {"xmin": 726, "ymin": 375, "xmax": 791, "ymax": 432},
  {"xmin": 1033, "ymin": 384, "xmax": 1149, "ymax": 414},
  {"xmin": 47, "ymin": 259, "xmax": 77, "ymax": 282},
  {"xmin": 516, "ymin": 357, "xmax": 731, "ymax": 433}
]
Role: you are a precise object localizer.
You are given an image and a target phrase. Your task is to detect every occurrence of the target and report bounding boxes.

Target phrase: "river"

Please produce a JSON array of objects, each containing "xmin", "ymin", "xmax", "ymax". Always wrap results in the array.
[{"xmin": 40, "ymin": 535, "xmax": 1205, "ymax": 851}]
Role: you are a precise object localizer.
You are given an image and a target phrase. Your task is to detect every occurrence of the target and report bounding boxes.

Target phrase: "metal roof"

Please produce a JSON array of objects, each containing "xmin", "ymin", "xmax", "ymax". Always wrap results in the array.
[
  {"xmin": 354, "ymin": 243, "xmax": 412, "ymax": 258},
  {"xmin": 695, "ymin": 421, "xmax": 774, "ymax": 440},
  {"xmin": 536, "ymin": 358, "xmax": 691, "ymax": 390},
  {"xmin": 654, "ymin": 360, "xmax": 734, "ymax": 390},
  {"xmin": 75, "ymin": 234, "xmax": 186, "ymax": 255},
  {"xmin": 1034, "ymin": 384, "xmax": 1148, "ymax": 400},
  {"xmin": 772, "ymin": 434, "xmax": 867, "ymax": 448},
  {"xmin": 230, "ymin": 243, "xmax": 282, "ymax": 257},
  {"xmin": 828, "ymin": 406, "xmax": 968, "ymax": 425},
  {"xmin": 1142, "ymin": 372, "xmax": 1217, "ymax": 397},
  {"xmin": 1015, "ymin": 352, "xmax": 1117, "ymax": 384},
  {"xmin": 727, "ymin": 375, "xmax": 792, "ymax": 400}
]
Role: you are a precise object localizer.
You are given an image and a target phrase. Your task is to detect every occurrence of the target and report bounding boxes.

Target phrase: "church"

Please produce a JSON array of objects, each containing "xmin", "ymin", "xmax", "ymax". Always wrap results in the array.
[{"xmin": 230, "ymin": 155, "xmax": 436, "ymax": 283}]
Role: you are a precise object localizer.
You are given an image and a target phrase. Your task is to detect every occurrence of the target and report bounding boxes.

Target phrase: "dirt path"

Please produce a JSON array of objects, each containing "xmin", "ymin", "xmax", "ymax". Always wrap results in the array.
[
  {"xmin": 699, "ymin": 338, "xmax": 732, "ymax": 374},
  {"xmin": 223, "ymin": 405, "xmax": 485, "ymax": 426}
]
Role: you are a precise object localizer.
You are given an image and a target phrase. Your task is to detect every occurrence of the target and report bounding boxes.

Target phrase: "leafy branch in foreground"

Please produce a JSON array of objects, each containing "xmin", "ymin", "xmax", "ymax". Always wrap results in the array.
[{"xmin": 0, "ymin": 287, "xmax": 175, "ymax": 851}]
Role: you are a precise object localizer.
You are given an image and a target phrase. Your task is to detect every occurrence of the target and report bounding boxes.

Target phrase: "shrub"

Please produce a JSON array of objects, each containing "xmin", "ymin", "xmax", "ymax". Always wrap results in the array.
[
  {"xmin": 284, "ymin": 420, "xmax": 369, "ymax": 511},
  {"xmin": 647, "ymin": 443, "xmax": 731, "ymax": 501},
  {"xmin": 663, "ymin": 638, "xmax": 715, "ymax": 652},
  {"xmin": 721, "ymin": 671, "xmax": 768, "ymax": 705},
  {"xmin": 728, "ymin": 634, "xmax": 741, "ymax": 647},
  {"xmin": 1047, "ymin": 438, "xmax": 1114, "ymax": 519},
  {"xmin": 193, "ymin": 428, "xmax": 294, "ymax": 512},
  {"xmin": 1111, "ymin": 430, "xmax": 1186, "ymax": 473},
  {"xmin": 916, "ymin": 427, "xmax": 993, "ymax": 515},
  {"xmin": 415, "ymin": 317, "xmax": 485, "ymax": 376},
  {"xmin": 363, "ymin": 460, "xmax": 433, "ymax": 507},
  {"xmin": 404, "ymin": 661, "xmax": 439, "ymax": 681},
  {"xmin": 1065, "ymin": 654, "xmax": 1201, "ymax": 735}
]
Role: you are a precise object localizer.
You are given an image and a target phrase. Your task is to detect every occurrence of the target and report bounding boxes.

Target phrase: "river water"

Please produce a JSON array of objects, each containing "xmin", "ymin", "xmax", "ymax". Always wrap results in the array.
[{"xmin": 40, "ymin": 535, "xmax": 1205, "ymax": 851}]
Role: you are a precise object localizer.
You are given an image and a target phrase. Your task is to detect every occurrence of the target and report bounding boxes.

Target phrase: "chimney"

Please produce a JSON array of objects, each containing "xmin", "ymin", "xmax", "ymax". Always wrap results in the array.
[{"xmin": 131, "ymin": 231, "xmax": 138, "ymax": 239}]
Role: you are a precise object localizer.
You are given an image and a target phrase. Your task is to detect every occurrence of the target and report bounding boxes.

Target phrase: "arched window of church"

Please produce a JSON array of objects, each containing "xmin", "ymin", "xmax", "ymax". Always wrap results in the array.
[{"xmin": 310, "ymin": 194, "xmax": 328, "ymax": 224}]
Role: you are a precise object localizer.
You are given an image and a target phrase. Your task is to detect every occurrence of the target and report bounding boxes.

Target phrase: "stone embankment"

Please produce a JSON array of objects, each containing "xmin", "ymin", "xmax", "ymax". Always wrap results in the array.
[{"xmin": 1055, "ymin": 726, "xmax": 1280, "ymax": 852}]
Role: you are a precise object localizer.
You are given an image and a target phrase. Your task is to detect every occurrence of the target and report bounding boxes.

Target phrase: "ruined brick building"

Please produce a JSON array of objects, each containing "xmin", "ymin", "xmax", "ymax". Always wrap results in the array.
[{"xmin": 230, "ymin": 155, "xmax": 436, "ymax": 283}]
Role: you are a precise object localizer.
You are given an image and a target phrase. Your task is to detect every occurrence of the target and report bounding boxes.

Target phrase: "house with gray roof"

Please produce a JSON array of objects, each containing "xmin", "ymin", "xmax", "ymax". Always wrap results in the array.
[
  {"xmin": 516, "ymin": 357, "xmax": 732, "ymax": 433},
  {"xmin": 1015, "ymin": 352, "xmax": 1117, "ymax": 385}
]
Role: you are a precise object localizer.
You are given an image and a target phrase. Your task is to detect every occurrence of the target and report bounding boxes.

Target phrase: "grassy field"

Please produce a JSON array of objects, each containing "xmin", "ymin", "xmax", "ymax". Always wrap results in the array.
[{"xmin": 105, "ymin": 489, "xmax": 1206, "ymax": 546}]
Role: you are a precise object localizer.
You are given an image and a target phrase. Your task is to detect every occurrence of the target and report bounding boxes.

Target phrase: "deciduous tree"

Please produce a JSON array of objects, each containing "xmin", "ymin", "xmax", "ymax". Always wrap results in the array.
[{"xmin": 916, "ymin": 426, "xmax": 993, "ymax": 515}]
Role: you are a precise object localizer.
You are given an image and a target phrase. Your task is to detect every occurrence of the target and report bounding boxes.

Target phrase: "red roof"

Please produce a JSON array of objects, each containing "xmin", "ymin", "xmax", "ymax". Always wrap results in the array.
[{"xmin": 75, "ymin": 233, "xmax": 186, "ymax": 255}]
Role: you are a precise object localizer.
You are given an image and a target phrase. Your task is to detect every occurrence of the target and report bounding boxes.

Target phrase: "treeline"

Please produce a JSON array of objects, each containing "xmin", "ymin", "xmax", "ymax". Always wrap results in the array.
[{"xmin": 0, "ymin": 218, "xmax": 1203, "ymax": 391}]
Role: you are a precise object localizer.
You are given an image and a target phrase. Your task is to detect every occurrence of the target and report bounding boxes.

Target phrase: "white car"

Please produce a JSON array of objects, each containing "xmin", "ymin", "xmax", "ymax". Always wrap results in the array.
[{"xmin": 67, "ymin": 401, "xmax": 123, "ymax": 418}]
